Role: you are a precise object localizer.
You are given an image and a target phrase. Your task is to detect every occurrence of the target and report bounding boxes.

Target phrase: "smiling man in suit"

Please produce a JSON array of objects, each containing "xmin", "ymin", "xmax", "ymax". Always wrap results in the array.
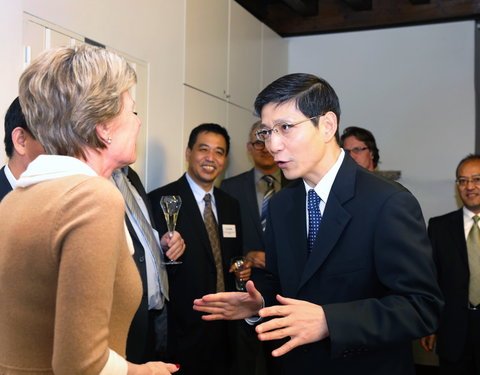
[
  {"xmin": 421, "ymin": 154, "xmax": 480, "ymax": 374},
  {"xmin": 148, "ymin": 123, "xmax": 243, "ymax": 375},
  {"xmin": 194, "ymin": 73, "xmax": 443, "ymax": 375},
  {"xmin": 1, "ymin": 97, "xmax": 44, "ymax": 201}
]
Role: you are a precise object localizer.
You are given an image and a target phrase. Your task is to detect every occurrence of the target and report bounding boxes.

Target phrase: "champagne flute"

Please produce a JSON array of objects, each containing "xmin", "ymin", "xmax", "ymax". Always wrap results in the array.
[{"xmin": 160, "ymin": 195, "xmax": 182, "ymax": 265}]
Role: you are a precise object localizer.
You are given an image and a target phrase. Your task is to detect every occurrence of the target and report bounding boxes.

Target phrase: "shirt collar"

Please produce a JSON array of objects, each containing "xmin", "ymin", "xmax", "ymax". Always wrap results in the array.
[
  {"xmin": 303, "ymin": 149, "xmax": 345, "ymax": 204},
  {"xmin": 463, "ymin": 206, "xmax": 480, "ymax": 222},
  {"xmin": 185, "ymin": 172, "xmax": 215, "ymax": 205},
  {"xmin": 253, "ymin": 168, "xmax": 282, "ymax": 185}
]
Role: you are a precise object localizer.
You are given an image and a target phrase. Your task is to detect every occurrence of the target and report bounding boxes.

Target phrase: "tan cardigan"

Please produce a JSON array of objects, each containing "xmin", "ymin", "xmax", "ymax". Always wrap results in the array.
[{"xmin": 0, "ymin": 175, "xmax": 141, "ymax": 374}]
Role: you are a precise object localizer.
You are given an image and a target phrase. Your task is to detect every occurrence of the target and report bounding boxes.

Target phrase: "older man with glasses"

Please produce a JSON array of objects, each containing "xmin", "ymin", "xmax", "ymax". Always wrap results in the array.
[{"xmin": 421, "ymin": 154, "xmax": 480, "ymax": 375}]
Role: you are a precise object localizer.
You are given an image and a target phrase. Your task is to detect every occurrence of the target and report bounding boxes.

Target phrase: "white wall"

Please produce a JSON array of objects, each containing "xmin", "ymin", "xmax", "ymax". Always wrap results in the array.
[
  {"xmin": 288, "ymin": 21, "xmax": 475, "ymax": 221},
  {"xmin": 0, "ymin": 0, "xmax": 186, "ymax": 191}
]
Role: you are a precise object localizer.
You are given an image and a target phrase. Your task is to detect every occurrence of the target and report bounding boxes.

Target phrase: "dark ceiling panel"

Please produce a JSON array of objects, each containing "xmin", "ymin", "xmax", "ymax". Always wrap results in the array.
[{"xmin": 235, "ymin": 0, "xmax": 480, "ymax": 37}]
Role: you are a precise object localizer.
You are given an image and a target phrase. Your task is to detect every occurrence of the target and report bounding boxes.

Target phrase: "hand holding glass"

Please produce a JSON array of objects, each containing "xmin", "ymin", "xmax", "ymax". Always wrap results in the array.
[
  {"xmin": 160, "ymin": 195, "xmax": 182, "ymax": 265},
  {"xmin": 230, "ymin": 256, "xmax": 248, "ymax": 291}
]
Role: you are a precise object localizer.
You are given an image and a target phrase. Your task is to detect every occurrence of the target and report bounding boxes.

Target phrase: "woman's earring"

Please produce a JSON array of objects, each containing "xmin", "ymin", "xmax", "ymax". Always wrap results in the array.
[{"xmin": 106, "ymin": 137, "xmax": 112, "ymax": 144}]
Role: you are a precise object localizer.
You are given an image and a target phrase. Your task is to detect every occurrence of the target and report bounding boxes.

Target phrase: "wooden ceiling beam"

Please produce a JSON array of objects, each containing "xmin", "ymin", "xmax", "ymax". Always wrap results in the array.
[
  {"xmin": 282, "ymin": 0, "xmax": 318, "ymax": 17},
  {"xmin": 409, "ymin": 0, "xmax": 430, "ymax": 4},
  {"xmin": 249, "ymin": 0, "xmax": 480, "ymax": 37},
  {"xmin": 343, "ymin": 0, "xmax": 372, "ymax": 11}
]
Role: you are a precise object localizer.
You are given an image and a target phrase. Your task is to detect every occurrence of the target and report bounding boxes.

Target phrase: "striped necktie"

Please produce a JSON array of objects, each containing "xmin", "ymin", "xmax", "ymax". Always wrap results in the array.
[
  {"xmin": 112, "ymin": 169, "xmax": 169, "ymax": 303},
  {"xmin": 203, "ymin": 193, "xmax": 225, "ymax": 292},
  {"xmin": 307, "ymin": 189, "xmax": 322, "ymax": 253},
  {"xmin": 467, "ymin": 215, "xmax": 480, "ymax": 306},
  {"xmin": 261, "ymin": 175, "xmax": 275, "ymax": 231}
]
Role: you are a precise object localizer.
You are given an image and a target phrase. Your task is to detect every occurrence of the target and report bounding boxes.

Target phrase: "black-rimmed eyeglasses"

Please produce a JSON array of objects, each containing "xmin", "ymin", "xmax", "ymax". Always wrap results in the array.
[
  {"xmin": 344, "ymin": 147, "xmax": 368, "ymax": 155},
  {"xmin": 250, "ymin": 140, "xmax": 266, "ymax": 150}
]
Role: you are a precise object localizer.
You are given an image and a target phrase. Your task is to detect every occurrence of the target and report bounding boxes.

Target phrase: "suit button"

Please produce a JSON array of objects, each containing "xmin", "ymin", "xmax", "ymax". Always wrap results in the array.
[{"xmin": 139, "ymin": 256, "xmax": 145, "ymax": 262}]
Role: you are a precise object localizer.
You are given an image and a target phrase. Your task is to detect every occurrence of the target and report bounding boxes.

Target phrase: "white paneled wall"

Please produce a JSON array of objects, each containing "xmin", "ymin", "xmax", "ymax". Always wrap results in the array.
[
  {"xmin": 0, "ymin": 0, "xmax": 286, "ymax": 191},
  {"xmin": 288, "ymin": 21, "xmax": 475, "ymax": 222}
]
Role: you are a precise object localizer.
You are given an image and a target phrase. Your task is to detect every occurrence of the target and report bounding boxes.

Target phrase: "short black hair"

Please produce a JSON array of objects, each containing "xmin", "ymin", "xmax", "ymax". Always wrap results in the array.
[
  {"xmin": 456, "ymin": 154, "xmax": 480, "ymax": 177},
  {"xmin": 340, "ymin": 126, "xmax": 380, "ymax": 168},
  {"xmin": 4, "ymin": 97, "xmax": 33, "ymax": 158},
  {"xmin": 187, "ymin": 123, "xmax": 230, "ymax": 155},
  {"xmin": 254, "ymin": 73, "xmax": 341, "ymax": 137}
]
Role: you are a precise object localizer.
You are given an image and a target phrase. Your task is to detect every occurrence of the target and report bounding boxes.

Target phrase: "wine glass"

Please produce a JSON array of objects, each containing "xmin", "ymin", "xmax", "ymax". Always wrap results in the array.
[{"xmin": 160, "ymin": 195, "xmax": 182, "ymax": 265}]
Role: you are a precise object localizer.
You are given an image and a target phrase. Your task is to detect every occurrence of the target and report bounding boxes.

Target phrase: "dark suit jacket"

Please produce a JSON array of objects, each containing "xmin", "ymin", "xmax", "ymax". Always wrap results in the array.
[
  {"xmin": 261, "ymin": 155, "xmax": 443, "ymax": 375},
  {"xmin": 220, "ymin": 168, "xmax": 288, "ymax": 254},
  {"xmin": 428, "ymin": 208, "xmax": 470, "ymax": 362},
  {"xmin": 148, "ymin": 174, "xmax": 242, "ymax": 374},
  {"xmin": 0, "ymin": 166, "xmax": 13, "ymax": 201},
  {"xmin": 123, "ymin": 167, "xmax": 157, "ymax": 364}
]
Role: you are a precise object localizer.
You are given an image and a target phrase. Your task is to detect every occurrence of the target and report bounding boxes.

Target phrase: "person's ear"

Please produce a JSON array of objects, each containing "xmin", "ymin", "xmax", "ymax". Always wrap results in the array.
[
  {"xmin": 321, "ymin": 112, "xmax": 338, "ymax": 142},
  {"xmin": 185, "ymin": 146, "xmax": 192, "ymax": 161},
  {"xmin": 11, "ymin": 127, "xmax": 28, "ymax": 156},
  {"xmin": 96, "ymin": 123, "xmax": 112, "ymax": 145}
]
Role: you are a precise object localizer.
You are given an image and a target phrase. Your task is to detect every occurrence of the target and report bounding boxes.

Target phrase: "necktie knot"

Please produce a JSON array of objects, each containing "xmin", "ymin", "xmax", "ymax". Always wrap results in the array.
[
  {"xmin": 474, "ymin": 215, "xmax": 479, "ymax": 224},
  {"xmin": 262, "ymin": 174, "xmax": 274, "ymax": 187},
  {"xmin": 308, "ymin": 189, "xmax": 321, "ymax": 209},
  {"xmin": 204, "ymin": 193, "xmax": 212, "ymax": 204}
]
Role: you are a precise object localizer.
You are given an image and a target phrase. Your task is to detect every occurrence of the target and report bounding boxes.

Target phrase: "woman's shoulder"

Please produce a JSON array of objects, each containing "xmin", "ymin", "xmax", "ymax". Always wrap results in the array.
[{"xmin": 54, "ymin": 175, "xmax": 124, "ymax": 208}]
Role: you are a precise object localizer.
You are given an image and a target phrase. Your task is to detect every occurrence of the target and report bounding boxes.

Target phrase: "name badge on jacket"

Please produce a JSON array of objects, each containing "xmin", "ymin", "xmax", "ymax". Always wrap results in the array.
[{"xmin": 222, "ymin": 224, "xmax": 236, "ymax": 238}]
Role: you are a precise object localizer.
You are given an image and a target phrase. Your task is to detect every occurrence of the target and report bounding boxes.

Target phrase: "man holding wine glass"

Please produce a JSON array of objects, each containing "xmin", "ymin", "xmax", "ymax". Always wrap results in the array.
[
  {"xmin": 149, "ymin": 123, "xmax": 244, "ymax": 375},
  {"xmin": 112, "ymin": 166, "xmax": 186, "ymax": 365}
]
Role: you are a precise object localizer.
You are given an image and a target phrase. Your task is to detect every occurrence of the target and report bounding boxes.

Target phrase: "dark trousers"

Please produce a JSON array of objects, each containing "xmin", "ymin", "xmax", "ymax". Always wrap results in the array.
[
  {"xmin": 439, "ymin": 309, "xmax": 480, "ymax": 375},
  {"xmin": 147, "ymin": 307, "xmax": 168, "ymax": 361}
]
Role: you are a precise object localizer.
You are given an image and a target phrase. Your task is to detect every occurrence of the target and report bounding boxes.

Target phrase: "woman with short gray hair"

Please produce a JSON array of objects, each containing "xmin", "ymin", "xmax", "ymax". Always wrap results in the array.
[{"xmin": 0, "ymin": 45, "xmax": 178, "ymax": 375}]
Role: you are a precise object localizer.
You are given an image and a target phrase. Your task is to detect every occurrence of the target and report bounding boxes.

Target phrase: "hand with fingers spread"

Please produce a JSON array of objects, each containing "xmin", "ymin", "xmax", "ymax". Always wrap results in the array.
[
  {"xmin": 193, "ymin": 280, "xmax": 263, "ymax": 320},
  {"xmin": 256, "ymin": 294, "xmax": 329, "ymax": 357},
  {"xmin": 160, "ymin": 230, "xmax": 185, "ymax": 262}
]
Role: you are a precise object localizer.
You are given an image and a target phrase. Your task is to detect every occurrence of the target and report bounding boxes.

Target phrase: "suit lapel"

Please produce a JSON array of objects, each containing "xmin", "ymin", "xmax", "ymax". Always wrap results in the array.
[
  {"xmin": 126, "ymin": 167, "xmax": 155, "ymax": 224},
  {"xmin": 297, "ymin": 157, "xmax": 355, "ymax": 293},
  {"xmin": 245, "ymin": 169, "xmax": 263, "ymax": 238},
  {"xmin": 0, "ymin": 166, "xmax": 13, "ymax": 201},
  {"xmin": 450, "ymin": 209, "xmax": 469, "ymax": 267},
  {"xmin": 273, "ymin": 181, "xmax": 307, "ymax": 296}
]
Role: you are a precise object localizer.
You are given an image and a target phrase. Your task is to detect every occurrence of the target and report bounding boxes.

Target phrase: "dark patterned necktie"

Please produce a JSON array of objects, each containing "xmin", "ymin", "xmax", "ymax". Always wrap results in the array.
[
  {"xmin": 112, "ymin": 169, "xmax": 169, "ymax": 303},
  {"xmin": 203, "ymin": 193, "xmax": 225, "ymax": 292},
  {"xmin": 307, "ymin": 189, "xmax": 322, "ymax": 253},
  {"xmin": 261, "ymin": 175, "xmax": 275, "ymax": 231},
  {"xmin": 467, "ymin": 215, "xmax": 480, "ymax": 305}
]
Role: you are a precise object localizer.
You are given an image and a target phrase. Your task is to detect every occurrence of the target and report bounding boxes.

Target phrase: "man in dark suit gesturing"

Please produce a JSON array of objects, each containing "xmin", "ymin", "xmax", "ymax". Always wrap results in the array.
[
  {"xmin": 421, "ymin": 154, "xmax": 480, "ymax": 374},
  {"xmin": 149, "ymin": 123, "xmax": 243, "ymax": 375},
  {"xmin": 194, "ymin": 73, "xmax": 443, "ymax": 375},
  {"xmin": 1, "ymin": 97, "xmax": 43, "ymax": 201}
]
